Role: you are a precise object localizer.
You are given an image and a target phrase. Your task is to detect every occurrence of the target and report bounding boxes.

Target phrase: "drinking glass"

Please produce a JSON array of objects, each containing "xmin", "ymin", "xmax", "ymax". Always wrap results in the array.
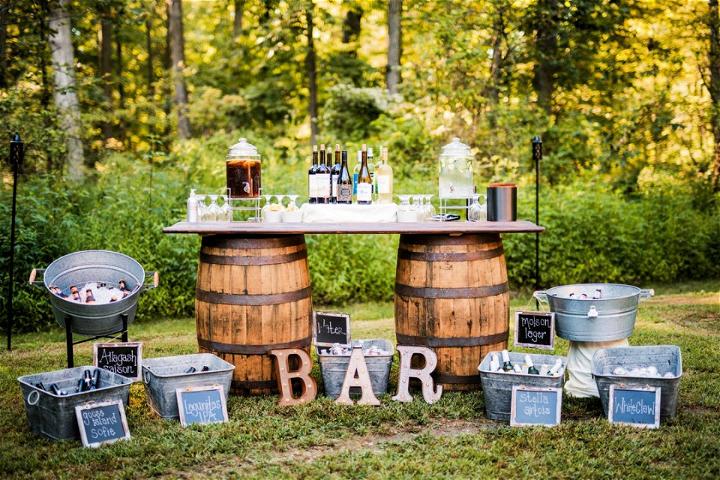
[
  {"xmin": 468, "ymin": 194, "xmax": 483, "ymax": 222},
  {"xmin": 195, "ymin": 194, "xmax": 207, "ymax": 221},
  {"xmin": 287, "ymin": 194, "xmax": 299, "ymax": 210},
  {"xmin": 208, "ymin": 195, "xmax": 220, "ymax": 222},
  {"xmin": 424, "ymin": 194, "xmax": 436, "ymax": 219},
  {"xmin": 220, "ymin": 195, "xmax": 233, "ymax": 222}
]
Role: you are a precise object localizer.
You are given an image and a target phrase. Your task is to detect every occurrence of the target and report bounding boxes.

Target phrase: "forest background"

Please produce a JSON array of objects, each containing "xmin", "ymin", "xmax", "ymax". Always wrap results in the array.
[{"xmin": 1, "ymin": 0, "xmax": 719, "ymax": 332}]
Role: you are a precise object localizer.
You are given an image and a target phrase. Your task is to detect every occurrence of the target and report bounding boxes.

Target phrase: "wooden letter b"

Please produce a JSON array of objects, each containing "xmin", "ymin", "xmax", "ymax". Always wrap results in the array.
[{"xmin": 270, "ymin": 348, "xmax": 317, "ymax": 406}]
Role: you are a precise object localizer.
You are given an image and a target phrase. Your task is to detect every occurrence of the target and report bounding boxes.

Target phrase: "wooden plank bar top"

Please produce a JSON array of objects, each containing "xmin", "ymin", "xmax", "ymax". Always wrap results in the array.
[{"xmin": 164, "ymin": 220, "xmax": 544, "ymax": 235}]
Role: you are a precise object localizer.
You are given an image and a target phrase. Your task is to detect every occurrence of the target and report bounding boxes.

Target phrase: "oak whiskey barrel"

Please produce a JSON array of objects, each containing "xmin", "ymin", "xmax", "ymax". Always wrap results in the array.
[
  {"xmin": 195, "ymin": 235, "xmax": 313, "ymax": 395},
  {"xmin": 394, "ymin": 233, "xmax": 509, "ymax": 391}
]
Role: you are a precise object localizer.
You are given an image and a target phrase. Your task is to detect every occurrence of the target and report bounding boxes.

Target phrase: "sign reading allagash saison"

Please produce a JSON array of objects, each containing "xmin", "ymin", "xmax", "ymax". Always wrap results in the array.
[
  {"xmin": 514, "ymin": 312, "xmax": 555, "ymax": 349},
  {"xmin": 94, "ymin": 342, "xmax": 143, "ymax": 381},
  {"xmin": 608, "ymin": 385, "xmax": 660, "ymax": 429},
  {"xmin": 176, "ymin": 385, "xmax": 228, "ymax": 427},
  {"xmin": 510, "ymin": 386, "xmax": 562, "ymax": 427},
  {"xmin": 313, "ymin": 311, "xmax": 351, "ymax": 347},
  {"xmin": 75, "ymin": 400, "xmax": 131, "ymax": 448}
]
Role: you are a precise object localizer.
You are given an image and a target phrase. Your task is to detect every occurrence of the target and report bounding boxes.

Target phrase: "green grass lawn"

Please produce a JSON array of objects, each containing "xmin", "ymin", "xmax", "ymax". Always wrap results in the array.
[{"xmin": 1, "ymin": 283, "xmax": 719, "ymax": 479}]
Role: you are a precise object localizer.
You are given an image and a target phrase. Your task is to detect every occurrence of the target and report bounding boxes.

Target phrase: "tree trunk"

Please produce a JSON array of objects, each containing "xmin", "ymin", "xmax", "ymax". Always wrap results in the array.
[
  {"xmin": 168, "ymin": 0, "xmax": 191, "ymax": 139},
  {"xmin": 48, "ymin": 0, "xmax": 85, "ymax": 180},
  {"xmin": 486, "ymin": 3, "xmax": 507, "ymax": 127},
  {"xmin": 532, "ymin": 0, "xmax": 559, "ymax": 115},
  {"xmin": 262, "ymin": 0, "xmax": 274, "ymax": 24},
  {"xmin": 146, "ymin": 15, "xmax": 154, "ymax": 95},
  {"xmin": 115, "ymin": 26, "xmax": 125, "ymax": 109},
  {"xmin": 0, "ymin": 4, "xmax": 7, "ymax": 88},
  {"xmin": 233, "ymin": 0, "xmax": 245, "ymax": 38},
  {"xmin": 305, "ymin": 2, "xmax": 319, "ymax": 144},
  {"xmin": 342, "ymin": 7, "xmax": 362, "ymax": 44},
  {"xmin": 708, "ymin": 0, "xmax": 720, "ymax": 190},
  {"xmin": 386, "ymin": 0, "xmax": 402, "ymax": 95}
]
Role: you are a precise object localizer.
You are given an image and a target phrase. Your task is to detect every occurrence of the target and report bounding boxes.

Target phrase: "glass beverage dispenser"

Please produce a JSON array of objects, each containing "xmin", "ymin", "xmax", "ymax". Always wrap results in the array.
[
  {"xmin": 438, "ymin": 137, "xmax": 474, "ymax": 199},
  {"xmin": 226, "ymin": 137, "xmax": 261, "ymax": 198}
]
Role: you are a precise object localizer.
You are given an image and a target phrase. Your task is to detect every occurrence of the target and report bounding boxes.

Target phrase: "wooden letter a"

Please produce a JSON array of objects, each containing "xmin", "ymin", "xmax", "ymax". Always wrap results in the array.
[
  {"xmin": 335, "ymin": 345, "xmax": 381, "ymax": 406},
  {"xmin": 392, "ymin": 345, "xmax": 443, "ymax": 404},
  {"xmin": 270, "ymin": 348, "xmax": 317, "ymax": 406}
]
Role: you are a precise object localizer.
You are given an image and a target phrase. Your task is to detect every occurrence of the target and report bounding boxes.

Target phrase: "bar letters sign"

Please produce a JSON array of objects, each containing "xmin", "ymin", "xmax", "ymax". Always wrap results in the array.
[
  {"xmin": 94, "ymin": 342, "xmax": 143, "ymax": 381},
  {"xmin": 510, "ymin": 386, "xmax": 562, "ymax": 427},
  {"xmin": 176, "ymin": 385, "xmax": 228, "ymax": 427},
  {"xmin": 75, "ymin": 400, "xmax": 131, "ymax": 448},
  {"xmin": 608, "ymin": 385, "xmax": 661, "ymax": 429},
  {"xmin": 313, "ymin": 311, "xmax": 351, "ymax": 347},
  {"xmin": 514, "ymin": 311, "xmax": 555, "ymax": 349}
]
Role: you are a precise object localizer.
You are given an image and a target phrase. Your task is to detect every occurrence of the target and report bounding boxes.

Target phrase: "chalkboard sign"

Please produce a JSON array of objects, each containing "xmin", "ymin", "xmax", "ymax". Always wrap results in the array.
[
  {"xmin": 514, "ymin": 311, "xmax": 555, "ymax": 349},
  {"xmin": 75, "ymin": 400, "xmax": 130, "ymax": 448},
  {"xmin": 176, "ymin": 385, "xmax": 228, "ymax": 427},
  {"xmin": 94, "ymin": 342, "xmax": 143, "ymax": 381},
  {"xmin": 510, "ymin": 386, "xmax": 562, "ymax": 427},
  {"xmin": 313, "ymin": 311, "xmax": 351, "ymax": 347},
  {"xmin": 608, "ymin": 385, "xmax": 661, "ymax": 429}
]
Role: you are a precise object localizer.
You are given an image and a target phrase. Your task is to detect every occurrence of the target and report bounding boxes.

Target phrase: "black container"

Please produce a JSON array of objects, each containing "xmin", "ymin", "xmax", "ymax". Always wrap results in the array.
[{"xmin": 487, "ymin": 183, "xmax": 517, "ymax": 221}]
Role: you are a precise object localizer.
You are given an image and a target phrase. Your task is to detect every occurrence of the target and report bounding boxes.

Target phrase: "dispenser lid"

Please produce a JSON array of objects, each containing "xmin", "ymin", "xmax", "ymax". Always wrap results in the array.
[
  {"xmin": 440, "ymin": 137, "xmax": 472, "ymax": 158},
  {"xmin": 227, "ymin": 137, "xmax": 260, "ymax": 158}
]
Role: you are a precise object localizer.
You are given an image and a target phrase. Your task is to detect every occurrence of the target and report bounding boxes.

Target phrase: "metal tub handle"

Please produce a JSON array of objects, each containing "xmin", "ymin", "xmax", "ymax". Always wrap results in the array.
[
  {"xmin": 27, "ymin": 389, "xmax": 40, "ymax": 406},
  {"xmin": 143, "ymin": 271, "xmax": 159, "ymax": 290},
  {"xmin": 587, "ymin": 305, "xmax": 599, "ymax": 319},
  {"xmin": 639, "ymin": 289, "xmax": 655, "ymax": 301},
  {"xmin": 28, "ymin": 268, "xmax": 46, "ymax": 287},
  {"xmin": 532, "ymin": 291, "xmax": 549, "ymax": 304}
]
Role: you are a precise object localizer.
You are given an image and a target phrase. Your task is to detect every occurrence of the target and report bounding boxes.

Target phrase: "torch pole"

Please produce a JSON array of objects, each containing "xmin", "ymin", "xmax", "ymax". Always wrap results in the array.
[
  {"xmin": 6, "ymin": 134, "xmax": 23, "ymax": 351},
  {"xmin": 532, "ymin": 136, "xmax": 542, "ymax": 310}
]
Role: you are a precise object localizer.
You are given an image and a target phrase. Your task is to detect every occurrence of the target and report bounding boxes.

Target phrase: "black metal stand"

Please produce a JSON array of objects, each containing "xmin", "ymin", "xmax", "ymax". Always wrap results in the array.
[
  {"xmin": 532, "ymin": 136, "xmax": 542, "ymax": 309},
  {"xmin": 64, "ymin": 314, "xmax": 129, "ymax": 368},
  {"xmin": 6, "ymin": 134, "xmax": 23, "ymax": 351}
]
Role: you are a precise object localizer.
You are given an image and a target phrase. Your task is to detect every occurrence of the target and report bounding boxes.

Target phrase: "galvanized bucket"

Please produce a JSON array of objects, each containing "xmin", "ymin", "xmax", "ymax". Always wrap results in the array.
[
  {"xmin": 29, "ymin": 250, "xmax": 159, "ymax": 336},
  {"xmin": 17, "ymin": 366, "xmax": 132, "ymax": 441},
  {"xmin": 318, "ymin": 339, "xmax": 394, "ymax": 399},
  {"xmin": 142, "ymin": 353, "xmax": 235, "ymax": 419},
  {"xmin": 478, "ymin": 351, "xmax": 566, "ymax": 422},
  {"xmin": 534, "ymin": 283, "xmax": 654, "ymax": 342},
  {"xmin": 592, "ymin": 345, "xmax": 682, "ymax": 420}
]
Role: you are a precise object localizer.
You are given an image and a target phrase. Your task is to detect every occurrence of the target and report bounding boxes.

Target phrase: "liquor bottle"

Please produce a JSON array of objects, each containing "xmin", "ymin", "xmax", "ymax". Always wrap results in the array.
[
  {"xmin": 501, "ymin": 349, "xmax": 513, "ymax": 372},
  {"xmin": 83, "ymin": 369, "xmax": 93, "ymax": 390},
  {"xmin": 308, "ymin": 145, "xmax": 318, "ymax": 204},
  {"xmin": 337, "ymin": 150, "xmax": 353, "ymax": 204},
  {"xmin": 85, "ymin": 289, "xmax": 96, "ymax": 304},
  {"xmin": 525, "ymin": 354, "xmax": 539, "ymax": 375},
  {"xmin": 316, "ymin": 144, "xmax": 331, "ymax": 204},
  {"xmin": 489, "ymin": 353, "xmax": 500, "ymax": 372},
  {"xmin": 375, "ymin": 146, "xmax": 394, "ymax": 204},
  {"xmin": 353, "ymin": 151, "xmax": 361, "ymax": 195},
  {"xmin": 548, "ymin": 359, "xmax": 563, "ymax": 376},
  {"xmin": 367, "ymin": 147, "xmax": 375, "ymax": 194},
  {"xmin": 357, "ymin": 144, "xmax": 373, "ymax": 204},
  {"xmin": 187, "ymin": 189, "xmax": 198, "ymax": 222},
  {"xmin": 331, "ymin": 145, "xmax": 341, "ymax": 203}
]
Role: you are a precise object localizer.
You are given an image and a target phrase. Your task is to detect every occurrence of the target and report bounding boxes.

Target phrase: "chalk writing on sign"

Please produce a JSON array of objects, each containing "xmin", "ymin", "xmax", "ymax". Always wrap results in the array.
[
  {"xmin": 313, "ymin": 311, "xmax": 351, "ymax": 347},
  {"xmin": 93, "ymin": 342, "xmax": 143, "ymax": 381},
  {"xmin": 176, "ymin": 385, "xmax": 228, "ymax": 427},
  {"xmin": 608, "ymin": 385, "xmax": 660, "ymax": 429},
  {"xmin": 514, "ymin": 312, "xmax": 555, "ymax": 349},
  {"xmin": 510, "ymin": 386, "xmax": 562, "ymax": 427},
  {"xmin": 75, "ymin": 400, "xmax": 131, "ymax": 448}
]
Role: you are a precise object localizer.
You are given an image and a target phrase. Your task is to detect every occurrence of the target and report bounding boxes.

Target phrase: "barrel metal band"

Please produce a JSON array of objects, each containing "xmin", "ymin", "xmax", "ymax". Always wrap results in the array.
[
  {"xmin": 394, "ymin": 282, "xmax": 508, "ymax": 299},
  {"xmin": 397, "ymin": 246, "xmax": 504, "ymax": 262},
  {"xmin": 399, "ymin": 233, "xmax": 500, "ymax": 246},
  {"xmin": 232, "ymin": 379, "xmax": 278, "ymax": 390},
  {"xmin": 396, "ymin": 331, "xmax": 508, "ymax": 348},
  {"xmin": 202, "ymin": 235, "xmax": 304, "ymax": 249},
  {"xmin": 200, "ymin": 248, "xmax": 307, "ymax": 266},
  {"xmin": 196, "ymin": 286, "xmax": 312, "ymax": 305},
  {"xmin": 198, "ymin": 335, "xmax": 312, "ymax": 355},
  {"xmin": 432, "ymin": 372, "xmax": 482, "ymax": 385}
]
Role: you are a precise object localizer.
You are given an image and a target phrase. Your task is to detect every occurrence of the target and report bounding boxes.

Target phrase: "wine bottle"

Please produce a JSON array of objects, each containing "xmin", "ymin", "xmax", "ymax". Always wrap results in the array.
[
  {"xmin": 357, "ymin": 144, "xmax": 373, "ymax": 204},
  {"xmin": 501, "ymin": 349, "xmax": 513, "ymax": 372},
  {"xmin": 548, "ymin": 359, "xmax": 563, "ymax": 376},
  {"xmin": 92, "ymin": 369, "xmax": 101, "ymax": 389},
  {"xmin": 337, "ymin": 150, "xmax": 353, "ymax": 204},
  {"xmin": 201, "ymin": 366, "xmax": 210, "ymax": 372},
  {"xmin": 525, "ymin": 354, "xmax": 539, "ymax": 375},
  {"xmin": 308, "ymin": 145, "xmax": 318, "ymax": 204},
  {"xmin": 83, "ymin": 369, "xmax": 93, "ymax": 391},
  {"xmin": 76, "ymin": 378, "xmax": 86, "ymax": 393},
  {"xmin": 512, "ymin": 364, "xmax": 522, "ymax": 373},
  {"xmin": 367, "ymin": 147, "xmax": 375, "ymax": 195},
  {"xmin": 331, "ymin": 144, "xmax": 341, "ymax": 203},
  {"xmin": 316, "ymin": 144, "xmax": 330, "ymax": 204},
  {"xmin": 489, "ymin": 353, "xmax": 500, "ymax": 372},
  {"xmin": 375, "ymin": 146, "xmax": 394, "ymax": 204},
  {"xmin": 353, "ymin": 151, "xmax": 361, "ymax": 195},
  {"xmin": 185, "ymin": 366, "xmax": 197, "ymax": 374}
]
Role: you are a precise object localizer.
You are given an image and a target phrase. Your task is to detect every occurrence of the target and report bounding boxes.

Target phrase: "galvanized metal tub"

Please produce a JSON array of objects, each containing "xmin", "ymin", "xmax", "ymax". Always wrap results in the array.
[
  {"xmin": 478, "ymin": 351, "xmax": 566, "ymax": 422},
  {"xmin": 318, "ymin": 339, "xmax": 394, "ymax": 399},
  {"xmin": 142, "ymin": 353, "xmax": 235, "ymax": 419},
  {"xmin": 592, "ymin": 345, "xmax": 682, "ymax": 420},
  {"xmin": 30, "ymin": 250, "xmax": 158, "ymax": 336},
  {"xmin": 17, "ymin": 366, "xmax": 132, "ymax": 441},
  {"xmin": 534, "ymin": 283, "xmax": 654, "ymax": 342}
]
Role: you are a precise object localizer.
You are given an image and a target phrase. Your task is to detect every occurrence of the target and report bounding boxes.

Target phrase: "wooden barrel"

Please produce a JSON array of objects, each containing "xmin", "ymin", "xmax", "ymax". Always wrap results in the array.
[
  {"xmin": 195, "ymin": 234, "xmax": 313, "ymax": 395},
  {"xmin": 394, "ymin": 233, "xmax": 509, "ymax": 391}
]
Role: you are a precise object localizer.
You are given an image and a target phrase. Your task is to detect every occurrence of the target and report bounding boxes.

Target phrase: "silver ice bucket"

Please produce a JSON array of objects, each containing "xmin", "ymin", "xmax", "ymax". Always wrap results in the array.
[
  {"xmin": 534, "ymin": 283, "xmax": 654, "ymax": 342},
  {"xmin": 30, "ymin": 250, "xmax": 158, "ymax": 336}
]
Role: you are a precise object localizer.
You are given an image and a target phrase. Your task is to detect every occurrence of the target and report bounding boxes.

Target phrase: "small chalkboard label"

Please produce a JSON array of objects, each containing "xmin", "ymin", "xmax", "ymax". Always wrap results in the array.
[
  {"xmin": 514, "ymin": 311, "xmax": 555, "ymax": 349},
  {"xmin": 510, "ymin": 386, "xmax": 562, "ymax": 427},
  {"xmin": 608, "ymin": 385, "xmax": 660, "ymax": 429},
  {"xmin": 94, "ymin": 342, "xmax": 143, "ymax": 381},
  {"xmin": 176, "ymin": 385, "xmax": 228, "ymax": 427},
  {"xmin": 75, "ymin": 400, "xmax": 130, "ymax": 448},
  {"xmin": 313, "ymin": 311, "xmax": 351, "ymax": 347}
]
